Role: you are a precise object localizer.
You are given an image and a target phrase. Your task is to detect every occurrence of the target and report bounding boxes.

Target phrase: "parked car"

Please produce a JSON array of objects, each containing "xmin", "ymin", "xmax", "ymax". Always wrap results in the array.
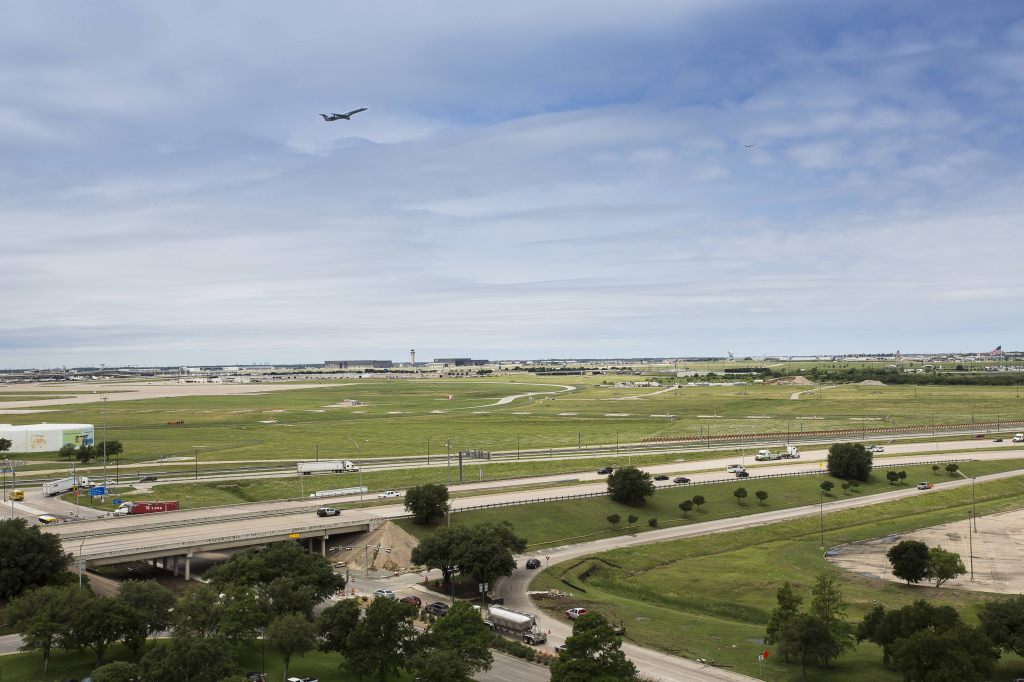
[
  {"xmin": 400, "ymin": 595, "xmax": 422, "ymax": 608},
  {"xmin": 597, "ymin": 467, "xmax": 614, "ymax": 475},
  {"xmin": 426, "ymin": 602, "xmax": 450, "ymax": 617},
  {"xmin": 916, "ymin": 482, "xmax": 931, "ymax": 490},
  {"xmin": 525, "ymin": 558, "xmax": 542, "ymax": 569},
  {"xmin": 673, "ymin": 476, "xmax": 690, "ymax": 484},
  {"xmin": 735, "ymin": 471, "xmax": 750, "ymax": 478},
  {"xmin": 566, "ymin": 607, "xmax": 588, "ymax": 620},
  {"xmin": 374, "ymin": 589, "xmax": 396, "ymax": 600},
  {"xmin": 726, "ymin": 464, "xmax": 745, "ymax": 473},
  {"xmin": 377, "ymin": 490, "xmax": 401, "ymax": 499},
  {"xmin": 316, "ymin": 506, "xmax": 340, "ymax": 517},
  {"xmin": 653, "ymin": 474, "xmax": 669, "ymax": 481}
]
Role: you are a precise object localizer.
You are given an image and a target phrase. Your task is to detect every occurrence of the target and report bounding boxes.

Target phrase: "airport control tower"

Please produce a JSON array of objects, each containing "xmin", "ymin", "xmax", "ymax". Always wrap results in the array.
[{"xmin": 410, "ymin": 349, "xmax": 416, "ymax": 366}]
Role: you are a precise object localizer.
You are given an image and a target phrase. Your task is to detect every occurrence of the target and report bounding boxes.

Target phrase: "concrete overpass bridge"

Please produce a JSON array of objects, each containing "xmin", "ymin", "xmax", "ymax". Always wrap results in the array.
[{"xmin": 46, "ymin": 504, "xmax": 385, "ymax": 579}]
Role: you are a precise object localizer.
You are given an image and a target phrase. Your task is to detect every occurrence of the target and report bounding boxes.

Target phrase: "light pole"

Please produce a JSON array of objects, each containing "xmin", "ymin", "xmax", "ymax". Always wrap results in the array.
[
  {"xmin": 102, "ymin": 396, "xmax": 108, "ymax": 487},
  {"xmin": 78, "ymin": 537, "xmax": 87, "ymax": 588},
  {"xmin": 194, "ymin": 447, "xmax": 199, "ymax": 479},
  {"xmin": 972, "ymin": 477, "xmax": 977, "ymax": 532},
  {"xmin": 819, "ymin": 489, "xmax": 824, "ymax": 549},
  {"xmin": 446, "ymin": 439, "xmax": 452, "ymax": 484},
  {"xmin": 968, "ymin": 510, "xmax": 974, "ymax": 582},
  {"xmin": 516, "ymin": 434, "xmax": 520, "ymax": 460}
]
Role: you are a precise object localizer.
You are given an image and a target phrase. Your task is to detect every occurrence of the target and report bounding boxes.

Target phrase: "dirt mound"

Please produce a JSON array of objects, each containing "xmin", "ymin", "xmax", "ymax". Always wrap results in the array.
[
  {"xmin": 770, "ymin": 376, "xmax": 815, "ymax": 386},
  {"xmin": 333, "ymin": 521, "xmax": 420, "ymax": 573},
  {"xmin": 858, "ymin": 380, "xmax": 886, "ymax": 386}
]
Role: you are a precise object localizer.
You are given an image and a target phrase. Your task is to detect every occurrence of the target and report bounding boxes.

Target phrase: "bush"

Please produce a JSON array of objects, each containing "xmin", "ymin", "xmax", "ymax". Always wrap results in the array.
[
  {"xmin": 647, "ymin": 518, "xmax": 658, "ymax": 528},
  {"xmin": 491, "ymin": 633, "xmax": 536, "ymax": 660},
  {"xmin": 826, "ymin": 443, "xmax": 873, "ymax": 481}
]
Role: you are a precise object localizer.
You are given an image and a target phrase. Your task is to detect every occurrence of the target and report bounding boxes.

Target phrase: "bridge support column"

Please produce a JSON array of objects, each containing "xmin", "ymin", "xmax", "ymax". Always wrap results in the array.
[
  {"xmin": 184, "ymin": 553, "xmax": 192, "ymax": 581},
  {"xmin": 321, "ymin": 534, "xmax": 328, "ymax": 558},
  {"xmin": 173, "ymin": 556, "xmax": 180, "ymax": 577}
]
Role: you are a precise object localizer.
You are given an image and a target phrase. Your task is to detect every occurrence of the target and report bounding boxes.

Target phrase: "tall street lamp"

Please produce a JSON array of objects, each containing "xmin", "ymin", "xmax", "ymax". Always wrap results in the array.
[{"xmin": 819, "ymin": 489, "xmax": 825, "ymax": 549}]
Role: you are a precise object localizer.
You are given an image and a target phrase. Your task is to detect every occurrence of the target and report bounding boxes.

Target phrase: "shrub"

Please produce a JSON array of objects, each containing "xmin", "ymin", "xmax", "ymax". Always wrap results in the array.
[{"xmin": 647, "ymin": 518, "xmax": 658, "ymax": 528}]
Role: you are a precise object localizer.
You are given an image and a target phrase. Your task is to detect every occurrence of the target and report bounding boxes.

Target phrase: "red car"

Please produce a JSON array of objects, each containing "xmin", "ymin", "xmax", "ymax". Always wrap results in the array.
[{"xmin": 400, "ymin": 595, "xmax": 422, "ymax": 608}]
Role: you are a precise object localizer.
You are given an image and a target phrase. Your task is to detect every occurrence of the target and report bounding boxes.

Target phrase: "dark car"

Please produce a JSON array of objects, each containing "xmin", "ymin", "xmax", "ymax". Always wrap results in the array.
[
  {"xmin": 653, "ymin": 474, "xmax": 669, "ymax": 481},
  {"xmin": 673, "ymin": 476, "xmax": 690, "ymax": 484},
  {"xmin": 597, "ymin": 467, "xmax": 614, "ymax": 475},
  {"xmin": 735, "ymin": 471, "xmax": 750, "ymax": 478},
  {"xmin": 138, "ymin": 474, "xmax": 158, "ymax": 482},
  {"xmin": 425, "ymin": 602, "xmax": 450, "ymax": 617},
  {"xmin": 400, "ymin": 595, "xmax": 422, "ymax": 608},
  {"xmin": 525, "ymin": 558, "xmax": 541, "ymax": 569},
  {"xmin": 316, "ymin": 507, "xmax": 340, "ymax": 517},
  {"xmin": 994, "ymin": 438, "xmax": 1004, "ymax": 443}
]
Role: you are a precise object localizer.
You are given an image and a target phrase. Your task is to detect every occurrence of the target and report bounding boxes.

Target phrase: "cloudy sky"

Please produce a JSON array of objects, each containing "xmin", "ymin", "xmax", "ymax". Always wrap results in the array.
[{"xmin": 2, "ymin": 1, "xmax": 1022, "ymax": 367}]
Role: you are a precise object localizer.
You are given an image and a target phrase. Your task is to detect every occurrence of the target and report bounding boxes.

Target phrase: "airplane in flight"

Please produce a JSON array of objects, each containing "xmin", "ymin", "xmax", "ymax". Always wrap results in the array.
[{"xmin": 320, "ymin": 108, "xmax": 367, "ymax": 121}]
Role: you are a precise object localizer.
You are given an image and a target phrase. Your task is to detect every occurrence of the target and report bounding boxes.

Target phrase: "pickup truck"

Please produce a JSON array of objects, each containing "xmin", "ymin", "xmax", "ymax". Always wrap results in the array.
[{"xmin": 377, "ymin": 490, "xmax": 401, "ymax": 499}]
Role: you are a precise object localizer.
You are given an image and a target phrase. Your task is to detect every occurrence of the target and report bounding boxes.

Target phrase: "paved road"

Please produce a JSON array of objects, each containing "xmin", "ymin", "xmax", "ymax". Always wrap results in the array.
[{"xmin": 494, "ymin": 467, "xmax": 1024, "ymax": 682}]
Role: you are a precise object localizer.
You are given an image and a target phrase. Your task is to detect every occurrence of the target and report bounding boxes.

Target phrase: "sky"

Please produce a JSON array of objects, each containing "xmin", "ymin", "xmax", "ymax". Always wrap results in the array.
[{"xmin": 2, "ymin": 1, "xmax": 1022, "ymax": 367}]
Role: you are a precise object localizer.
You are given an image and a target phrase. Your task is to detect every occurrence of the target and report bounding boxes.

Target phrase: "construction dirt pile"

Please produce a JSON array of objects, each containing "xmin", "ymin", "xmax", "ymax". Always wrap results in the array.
[
  {"xmin": 770, "ymin": 376, "xmax": 815, "ymax": 386},
  {"xmin": 333, "ymin": 521, "xmax": 421, "ymax": 573},
  {"xmin": 858, "ymin": 380, "xmax": 886, "ymax": 386}
]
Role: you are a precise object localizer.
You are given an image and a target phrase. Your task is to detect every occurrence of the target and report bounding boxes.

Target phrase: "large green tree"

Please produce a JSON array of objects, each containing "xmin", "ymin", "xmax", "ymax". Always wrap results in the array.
[
  {"xmin": 0, "ymin": 437, "xmax": 10, "ymax": 452},
  {"xmin": 856, "ymin": 600, "xmax": 961, "ymax": 668},
  {"xmin": 317, "ymin": 598, "xmax": 361, "ymax": 659},
  {"xmin": 886, "ymin": 540, "xmax": 931, "ymax": 584},
  {"xmin": 550, "ymin": 611, "xmax": 637, "ymax": 682},
  {"xmin": 978, "ymin": 595, "xmax": 1024, "ymax": 657},
  {"xmin": 139, "ymin": 634, "xmax": 240, "ymax": 682},
  {"xmin": 3, "ymin": 585, "xmax": 75, "ymax": 673},
  {"xmin": 0, "ymin": 518, "xmax": 71, "ymax": 599},
  {"xmin": 410, "ymin": 601, "xmax": 493, "ymax": 681},
  {"xmin": 345, "ymin": 597, "xmax": 419, "ymax": 682},
  {"xmin": 266, "ymin": 612, "xmax": 318, "ymax": 682},
  {"xmin": 411, "ymin": 526, "xmax": 471, "ymax": 588},
  {"xmin": 826, "ymin": 443, "xmax": 873, "ymax": 481},
  {"xmin": 779, "ymin": 613, "xmax": 835, "ymax": 682},
  {"xmin": 117, "ymin": 579, "xmax": 176, "ymax": 643},
  {"xmin": 172, "ymin": 583, "xmax": 263, "ymax": 643},
  {"xmin": 606, "ymin": 466, "xmax": 655, "ymax": 507},
  {"xmin": 765, "ymin": 582, "xmax": 803, "ymax": 663},
  {"xmin": 61, "ymin": 590, "xmax": 146, "ymax": 666},
  {"xmin": 925, "ymin": 546, "xmax": 966, "ymax": 587},
  {"xmin": 404, "ymin": 483, "xmax": 450, "ymax": 525},
  {"xmin": 456, "ymin": 522, "xmax": 527, "ymax": 588},
  {"xmin": 809, "ymin": 574, "xmax": 854, "ymax": 666},
  {"xmin": 891, "ymin": 624, "xmax": 999, "ymax": 682}
]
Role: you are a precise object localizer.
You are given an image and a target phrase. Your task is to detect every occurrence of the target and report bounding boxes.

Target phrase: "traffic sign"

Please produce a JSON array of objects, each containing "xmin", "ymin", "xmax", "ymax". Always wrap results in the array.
[
  {"xmin": 88, "ymin": 486, "xmax": 106, "ymax": 497},
  {"xmin": 288, "ymin": 533, "xmax": 301, "ymax": 539},
  {"xmin": 112, "ymin": 499, "xmax": 123, "ymax": 506}
]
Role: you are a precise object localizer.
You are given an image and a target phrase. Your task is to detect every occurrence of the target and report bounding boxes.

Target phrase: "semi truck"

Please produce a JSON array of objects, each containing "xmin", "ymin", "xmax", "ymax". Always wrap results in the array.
[
  {"xmin": 113, "ymin": 500, "xmax": 179, "ymax": 516},
  {"xmin": 297, "ymin": 460, "xmax": 360, "ymax": 475},
  {"xmin": 483, "ymin": 605, "xmax": 548, "ymax": 645},
  {"xmin": 42, "ymin": 476, "xmax": 92, "ymax": 496},
  {"xmin": 784, "ymin": 445, "xmax": 800, "ymax": 458},
  {"xmin": 1014, "ymin": 433, "xmax": 1024, "ymax": 443}
]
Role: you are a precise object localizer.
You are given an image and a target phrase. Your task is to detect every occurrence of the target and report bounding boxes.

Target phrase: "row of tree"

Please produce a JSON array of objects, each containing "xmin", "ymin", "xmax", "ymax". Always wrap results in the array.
[
  {"xmin": 886, "ymin": 540, "xmax": 966, "ymax": 587},
  {"xmin": 57, "ymin": 439, "xmax": 123, "ymax": 464},
  {"xmin": 766, "ymin": 576, "xmax": 1024, "ymax": 681}
]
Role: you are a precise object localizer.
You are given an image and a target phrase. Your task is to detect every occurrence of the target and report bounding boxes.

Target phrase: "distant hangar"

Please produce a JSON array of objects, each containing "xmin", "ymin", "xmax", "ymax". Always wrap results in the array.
[{"xmin": 0, "ymin": 423, "xmax": 95, "ymax": 453}]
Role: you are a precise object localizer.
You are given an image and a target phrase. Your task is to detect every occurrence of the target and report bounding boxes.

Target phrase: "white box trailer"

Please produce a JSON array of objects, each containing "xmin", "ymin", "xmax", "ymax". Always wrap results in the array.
[
  {"xmin": 309, "ymin": 486, "xmax": 368, "ymax": 499},
  {"xmin": 297, "ymin": 460, "xmax": 360, "ymax": 475},
  {"xmin": 42, "ymin": 475, "xmax": 92, "ymax": 496}
]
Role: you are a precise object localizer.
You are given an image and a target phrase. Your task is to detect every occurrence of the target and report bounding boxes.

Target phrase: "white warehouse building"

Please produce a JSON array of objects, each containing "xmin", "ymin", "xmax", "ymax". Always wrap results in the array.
[{"xmin": 0, "ymin": 423, "xmax": 95, "ymax": 453}]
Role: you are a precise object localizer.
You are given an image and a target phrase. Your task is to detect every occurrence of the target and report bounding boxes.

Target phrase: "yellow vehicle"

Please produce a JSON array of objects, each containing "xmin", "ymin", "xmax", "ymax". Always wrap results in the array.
[
  {"xmin": 11, "ymin": 489, "xmax": 25, "ymax": 501},
  {"xmin": 37, "ymin": 515, "xmax": 59, "ymax": 524}
]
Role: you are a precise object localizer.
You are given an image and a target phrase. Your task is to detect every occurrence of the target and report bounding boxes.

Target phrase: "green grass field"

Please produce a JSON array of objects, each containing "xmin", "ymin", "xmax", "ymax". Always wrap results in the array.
[
  {"xmin": 4, "ymin": 377, "xmax": 1023, "ymax": 466},
  {"xmin": 521, "ymin": 475, "xmax": 1024, "ymax": 681}
]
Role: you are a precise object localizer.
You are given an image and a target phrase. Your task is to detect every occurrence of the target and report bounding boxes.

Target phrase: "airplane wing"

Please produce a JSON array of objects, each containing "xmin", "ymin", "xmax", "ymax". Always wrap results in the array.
[{"xmin": 344, "ymin": 107, "xmax": 368, "ymax": 116}]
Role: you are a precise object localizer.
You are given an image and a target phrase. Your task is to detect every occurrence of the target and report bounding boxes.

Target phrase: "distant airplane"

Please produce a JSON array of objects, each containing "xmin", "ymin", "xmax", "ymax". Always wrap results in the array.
[
  {"xmin": 744, "ymin": 143, "xmax": 757, "ymax": 148},
  {"xmin": 320, "ymin": 108, "xmax": 367, "ymax": 121}
]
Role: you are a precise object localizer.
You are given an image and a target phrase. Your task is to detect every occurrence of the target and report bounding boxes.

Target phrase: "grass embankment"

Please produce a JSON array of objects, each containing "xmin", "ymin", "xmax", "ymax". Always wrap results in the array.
[
  {"xmin": 5, "ymin": 377, "xmax": 1023, "ymax": 463},
  {"xmin": 398, "ymin": 459, "xmax": 1024, "ymax": 548},
  {"xmin": 523, "ymin": 474, "xmax": 1024, "ymax": 681}
]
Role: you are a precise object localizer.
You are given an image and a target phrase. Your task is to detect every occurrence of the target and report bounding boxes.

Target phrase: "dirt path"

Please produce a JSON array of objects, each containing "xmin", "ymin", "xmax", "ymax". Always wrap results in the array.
[
  {"xmin": 790, "ymin": 384, "xmax": 839, "ymax": 400},
  {"xmin": 604, "ymin": 385, "xmax": 680, "ymax": 401}
]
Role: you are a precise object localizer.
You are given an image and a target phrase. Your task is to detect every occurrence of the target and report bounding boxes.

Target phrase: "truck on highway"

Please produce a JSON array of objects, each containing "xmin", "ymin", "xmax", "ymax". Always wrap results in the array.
[
  {"xmin": 754, "ymin": 449, "xmax": 772, "ymax": 461},
  {"xmin": 297, "ymin": 460, "xmax": 360, "ymax": 475},
  {"xmin": 1014, "ymin": 433, "xmax": 1024, "ymax": 443},
  {"xmin": 42, "ymin": 476, "xmax": 92, "ymax": 497},
  {"xmin": 483, "ymin": 605, "xmax": 547, "ymax": 645},
  {"xmin": 113, "ymin": 500, "xmax": 180, "ymax": 516},
  {"xmin": 309, "ymin": 486, "xmax": 368, "ymax": 499},
  {"xmin": 783, "ymin": 445, "xmax": 800, "ymax": 458}
]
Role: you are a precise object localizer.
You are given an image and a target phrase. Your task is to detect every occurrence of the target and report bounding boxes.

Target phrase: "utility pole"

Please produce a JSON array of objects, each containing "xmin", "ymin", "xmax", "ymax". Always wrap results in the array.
[
  {"xmin": 316, "ymin": 442, "xmax": 319, "ymax": 462},
  {"xmin": 819, "ymin": 489, "xmax": 824, "ymax": 549},
  {"xmin": 968, "ymin": 511, "xmax": 974, "ymax": 582},
  {"xmin": 194, "ymin": 447, "xmax": 198, "ymax": 479},
  {"xmin": 102, "ymin": 396, "xmax": 108, "ymax": 487}
]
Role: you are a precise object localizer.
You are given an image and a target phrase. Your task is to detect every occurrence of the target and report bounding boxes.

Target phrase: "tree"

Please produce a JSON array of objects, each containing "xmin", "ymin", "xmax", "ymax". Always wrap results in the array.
[
  {"xmin": 266, "ymin": 613, "xmax": 317, "ymax": 682},
  {"xmin": 887, "ymin": 540, "xmax": 930, "ymax": 584},
  {"xmin": 691, "ymin": 494, "xmax": 706, "ymax": 511},
  {"xmin": 411, "ymin": 526, "xmax": 470, "ymax": 588},
  {"xmin": 931, "ymin": 464, "xmax": 941, "ymax": 474},
  {"xmin": 945, "ymin": 463, "xmax": 960, "ymax": 476},
  {"xmin": 606, "ymin": 513, "xmax": 621, "ymax": 526},
  {"xmin": 826, "ymin": 443, "xmax": 872, "ymax": 481},
  {"xmin": 456, "ymin": 525, "xmax": 522, "ymax": 587},
  {"xmin": 410, "ymin": 600, "xmax": 493, "ymax": 681},
  {"xmin": 139, "ymin": 634, "xmax": 239, "ymax": 682},
  {"xmin": 0, "ymin": 437, "xmax": 10, "ymax": 452},
  {"xmin": 778, "ymin": 613, "xmax": 834, "ymax": 682},
  {"xmin": 173, "ymin": 583, "xmax": 263, "ymax": 643},
  {"xmin": 809, "ymin": 574, "xmax": 854, "ymax": 666},
  {"xmin": 891, "ymin": 624, "xmax": 998, "ymax": 682},
  {"xmin": 75, "ymin": 444, "xmax": 96, "ymax": 464},
  {"xmin": 766, "ymin": 582, "xmax": 803, "ymax": 663},
  {"xmin": 841, "ymin": 482, "xmax": 850, "ymax": 494},
  {"xmin": 733, "ymin": 487, "xmax": 748, "ymax": 504},
  {"xmin": 886, "ymin": 471, "xmax": 899, "ymax": 485},
  {"xmin": 345, "ymin": 597, "xmax": 418, "ymax": 682},
  {"xmin": 678, "ymin": 500, "xmax": 693, "ymax": 517},
  {"xmin": 856, "ymin": 600, "xmax": 961, "ymax": 668},
  {"xmin": 820, "ymin": 480, "xmax": 835, "ymax": 495},
  {"xmin": 62, "ymin": 590, "xmax": 145, "ymax": 666},
  {"xmin": 897, "ymin": 470, "xmax": 908, "ymax": 484},
  {"xmin": 647, "ymin": 518, "xmax": 657, "ymax": 527},
  {"xmin": 979, "ymin": 595, "xmax": 1024, "ymax": 657},
  {"xmin": 91, "ymin": 661, "xmax": 140, "ymax": 682},
  {"xmin": 0, "ymin": 519, "xmax": 72, "ymax": 599},
  {"xmin": 925, "ymin": 546, "xmax": 966, "ymax": 587},
  {"xmin": 550, "ymin": 611, "xmax": 637, "ymax": 682},
  {"xmin": 117, "ymin": 579, "xmax": 176, "ymax": 642},
  {"xmin": 606, "ymin": 466, "xmax": 655, "ymax": 507},
  {"xmin": 318, "ymin": 598, "xmax": 361, "ymax": 658},
  {"xmin": 404, "ymin": 483, "xmax": 450, "ymax": 525},
  {"xmin": 755, "ymin": 490, "xmax": 768, "ymax": 505},
  {"xmin": 58, "ymin": 443, "xmax": 77, "ymax": 461},
  {"xmin": 4, "ymin": 585, "xmax": 75, "ymax": 673}
]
